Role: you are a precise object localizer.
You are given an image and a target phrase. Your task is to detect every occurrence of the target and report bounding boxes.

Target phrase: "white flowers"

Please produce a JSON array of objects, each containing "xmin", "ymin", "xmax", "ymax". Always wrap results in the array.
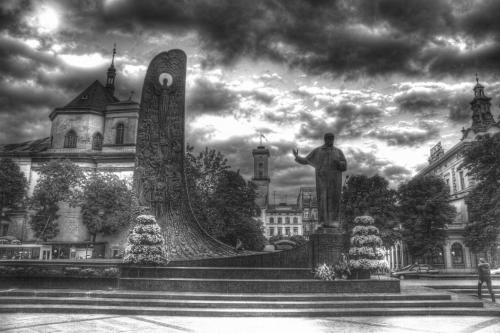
[
  {"xmin": 349, "ymin": 215, "xmax": 389, "ymax": 273},
  {"xmin": 314, "ymin": 263, "xmax": 336, "ymax": 281},
  {"xmin": 123, "ymin": 214, "xmax": 168, "ymax": 265}
]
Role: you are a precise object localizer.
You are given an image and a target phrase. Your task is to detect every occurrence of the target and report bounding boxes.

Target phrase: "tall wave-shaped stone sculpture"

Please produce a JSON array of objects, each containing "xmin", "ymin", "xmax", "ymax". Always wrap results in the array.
[{"xmin": 134, "ymin": 50, "xmax": 238, "ymax": 259}]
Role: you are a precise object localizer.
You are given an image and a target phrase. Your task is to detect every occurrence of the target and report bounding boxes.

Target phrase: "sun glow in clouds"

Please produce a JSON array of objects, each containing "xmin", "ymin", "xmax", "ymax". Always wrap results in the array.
[
  {"xmin": 59, "ymin": 53, "xmax": 109, "ymax": 68},
  {"xmin": 27, "ymin": 4, "xmax": 60, "ymax": 34}
]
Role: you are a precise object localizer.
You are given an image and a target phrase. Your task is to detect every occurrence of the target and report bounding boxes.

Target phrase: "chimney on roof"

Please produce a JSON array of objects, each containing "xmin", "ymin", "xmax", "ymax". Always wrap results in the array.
[{"xmin": 106, "ymin": 44, "xmax": 117, "ymax": 96}]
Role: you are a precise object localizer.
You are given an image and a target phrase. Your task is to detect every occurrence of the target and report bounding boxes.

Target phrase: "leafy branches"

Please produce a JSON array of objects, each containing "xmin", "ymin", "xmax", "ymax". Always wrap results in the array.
[
  {"xmin": 463, "ymin": 133, "xmax": 500, "ymax": 253},
  {"xmin": 0, "ymin": 158, "xmax": 27, "ymax": 212},
  {"xmin": 79, "ymin": 172, "xmax": 133, "ymax": 242},
  {"xmin": 341, "ymin": 174, "xmax": 399, "ymax": 249},
  {"xmin": 185, "ymin": 146, "xmax": 265, "ymax": 251},
  {"xmin": 29, "ymin": 159, "xmax": 84, "ymax": 241},
  {"xmin": 398, "ymin": 175, "xmax": 455, "ymax": 258}
]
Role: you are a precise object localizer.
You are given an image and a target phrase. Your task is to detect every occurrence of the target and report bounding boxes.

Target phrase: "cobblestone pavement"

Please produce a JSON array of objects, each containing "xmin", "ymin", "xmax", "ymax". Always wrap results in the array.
[{"xmin": 1, "ymin": 314, "xmax": 500, "ymax": 333}]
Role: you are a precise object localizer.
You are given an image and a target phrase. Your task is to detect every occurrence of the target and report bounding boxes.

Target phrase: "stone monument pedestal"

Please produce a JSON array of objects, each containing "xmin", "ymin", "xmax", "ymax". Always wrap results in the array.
[{"xmin": 310, "ymin": 225, "xmax": 344, "ymax": 268}]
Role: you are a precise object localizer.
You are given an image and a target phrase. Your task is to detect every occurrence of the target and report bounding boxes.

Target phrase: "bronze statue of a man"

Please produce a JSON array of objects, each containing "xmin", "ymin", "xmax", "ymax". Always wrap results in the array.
[{"xmin": 293, "ymin": 133, "xmax": 347, "ymax": 228}]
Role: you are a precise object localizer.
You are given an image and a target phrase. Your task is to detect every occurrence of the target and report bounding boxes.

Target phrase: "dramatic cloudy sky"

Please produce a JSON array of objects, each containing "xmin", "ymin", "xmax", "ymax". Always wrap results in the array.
[{"xmin": 2, "ymin": 0, "xmax": 500, "ymax": 201}]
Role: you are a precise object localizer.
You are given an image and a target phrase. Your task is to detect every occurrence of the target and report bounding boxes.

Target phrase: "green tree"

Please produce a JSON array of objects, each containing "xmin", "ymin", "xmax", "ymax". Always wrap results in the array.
[
  {"xmin": 211, "ymin": 170, "xmax": 265, "ymax": 251},
  {"xmin": 79, "ymin": 172, "xmax": 133, "ymax": 242},
  {"xmin": 463, "ymin": 133, "xmax": 500, "ymax": 255},
  {"xmin": 341, "ymin": 174, "xmax": 400, "ymax": 249},
  {"xmin": 185, "ymin": 145, "xmax": 229, "ymax": 237},
  {"xmin": 398, "ymin": 175, "xmax": 456, "ymax": 260},
  {"xmin": 29, "ymin": 159, "xmax": 84, "ymax": 241},
  {"xmin": 0, "ymin": 158, "xmax": 27, "ymax": 212}
]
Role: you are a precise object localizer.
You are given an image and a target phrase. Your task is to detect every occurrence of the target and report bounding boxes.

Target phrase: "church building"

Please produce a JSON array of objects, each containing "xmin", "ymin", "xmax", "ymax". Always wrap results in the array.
[
  {"xmin": 0, "ymin": 47, "xmax": 139, "ymax": 259},
  {"xmin": 415, "ymin": 77, "xmax": 500, "ymax": 272}
]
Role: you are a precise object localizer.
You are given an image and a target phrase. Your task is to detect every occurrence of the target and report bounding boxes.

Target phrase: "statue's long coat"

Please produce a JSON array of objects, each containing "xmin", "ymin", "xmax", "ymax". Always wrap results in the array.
[{"xmin": 296, "ymin": 145, "xmax": 347, "ymax": 226}]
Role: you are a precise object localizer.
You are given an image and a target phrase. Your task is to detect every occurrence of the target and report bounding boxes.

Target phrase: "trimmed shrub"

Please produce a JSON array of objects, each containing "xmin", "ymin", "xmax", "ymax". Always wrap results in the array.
[
  {"xmin": 349, "ymin": 216, "xmax": 389, "ymax": 275},
  {"xmin": 123, "ymin": 215, "xmax": 168, "ymax": 265}
]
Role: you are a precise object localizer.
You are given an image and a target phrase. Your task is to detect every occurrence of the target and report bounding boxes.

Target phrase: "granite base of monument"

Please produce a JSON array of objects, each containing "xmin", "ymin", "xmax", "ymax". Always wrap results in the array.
[{"xmin": 310, "ymin": 226, "xmax": 344, "ymax": 268}]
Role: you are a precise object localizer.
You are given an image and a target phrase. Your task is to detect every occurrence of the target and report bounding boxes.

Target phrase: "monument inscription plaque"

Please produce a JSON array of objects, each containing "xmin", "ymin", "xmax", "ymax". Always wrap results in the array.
[{"xmin": 134, "ymin": 50, "xmax": 237, "ymax": 259}]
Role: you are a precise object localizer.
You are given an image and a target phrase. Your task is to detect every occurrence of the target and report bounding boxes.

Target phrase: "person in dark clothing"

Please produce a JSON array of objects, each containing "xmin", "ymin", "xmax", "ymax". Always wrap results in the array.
[{"xmin": 477, "ymin": 258, "xmax": 496, "ymax": 302}]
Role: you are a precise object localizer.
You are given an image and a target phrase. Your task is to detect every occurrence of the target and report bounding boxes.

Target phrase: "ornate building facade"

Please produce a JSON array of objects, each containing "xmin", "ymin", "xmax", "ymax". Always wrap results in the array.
[
  {"xmin": 0, "ymin": 48, "xmax": 139, "ymax": 259},
  {"xmin": 415, "ymin": 77, "xmax": 500, "ymax": 272}
]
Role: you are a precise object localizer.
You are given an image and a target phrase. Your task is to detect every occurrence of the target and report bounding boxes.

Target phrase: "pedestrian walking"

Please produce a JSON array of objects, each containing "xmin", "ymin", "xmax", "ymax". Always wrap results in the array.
[{"xmin": 477, "ymin": 258, "xmax": 496, "ymax": 302}]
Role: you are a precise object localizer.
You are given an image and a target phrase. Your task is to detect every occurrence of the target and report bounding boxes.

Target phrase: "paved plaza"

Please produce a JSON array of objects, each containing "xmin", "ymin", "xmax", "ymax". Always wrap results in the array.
[{"xmin": 1, "ymin": 314, "xmax": 500, "ymax": 333}]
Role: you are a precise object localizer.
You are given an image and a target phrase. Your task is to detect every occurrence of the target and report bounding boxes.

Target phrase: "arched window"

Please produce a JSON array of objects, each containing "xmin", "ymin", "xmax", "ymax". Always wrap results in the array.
[
  {"xmin": 431, "ymin": 247, "xmax": 445, "ymax": 266},
  {"xmin": 451, "ymin": 243, "xmax": 464, "ymax": 265},
  {"xmin": 277, "ymin": 217, "xmax": 282, "ymax": 224},
  {"xmin": 64, "ymin": 130, "xmax": 77, "ymax": 148},
  {"xmin": 92, "ymin": 132, "xmax": 103, "ymax": 151},
  {"xmin": 115, "ymin": 123, "xmax": 125, "ymax": 144},
  {"xmin": 285, "ymin": 217, "xmax": 290, "ymax": 224}
]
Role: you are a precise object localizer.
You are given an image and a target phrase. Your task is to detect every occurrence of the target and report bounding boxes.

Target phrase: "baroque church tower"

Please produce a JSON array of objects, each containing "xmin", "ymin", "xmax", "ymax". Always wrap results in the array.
[
  {"xmin": 252, "ymin": 143, "xmax": 270, "ymax": 209},
  {"xmin": 461, "ymin": 74, "xmax": 500, "ymax": 141}
]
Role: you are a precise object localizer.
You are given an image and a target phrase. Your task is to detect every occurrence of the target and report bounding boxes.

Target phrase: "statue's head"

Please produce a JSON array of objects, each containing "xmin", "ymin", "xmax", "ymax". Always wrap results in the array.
[{"xmin": 324, "ymin": 132, "xmax": 334, "ymax": 146}]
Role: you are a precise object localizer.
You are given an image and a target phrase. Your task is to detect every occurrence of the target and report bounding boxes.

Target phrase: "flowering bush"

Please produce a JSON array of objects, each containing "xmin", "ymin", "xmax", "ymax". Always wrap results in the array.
[
  {"xmin": 314, "ymin": 263, "xmax": 336, "ymax": 281},
  {"xmin": 123, "ymin": 215, "xmax": 168, "ymax": 265},
  {"xmin": 349, "ymin": 215, "xmax": 389, "ymax": 275}
]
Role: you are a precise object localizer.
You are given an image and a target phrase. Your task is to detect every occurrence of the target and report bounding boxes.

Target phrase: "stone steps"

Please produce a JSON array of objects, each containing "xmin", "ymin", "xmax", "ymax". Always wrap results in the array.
[
  {"xmin": 0, "ymin": 296, "xmax": 483, "ymax": 309},
  {"xmin": 0, "ymin": 289, "xmax": 450, "ymax": 301},
  {"xmin": 0, "ymin": 289, "xmax": 496, "ymax": 316},
  {"xmin": 1, "ymin": 304, "xmax": 498, "ymax": 317}
]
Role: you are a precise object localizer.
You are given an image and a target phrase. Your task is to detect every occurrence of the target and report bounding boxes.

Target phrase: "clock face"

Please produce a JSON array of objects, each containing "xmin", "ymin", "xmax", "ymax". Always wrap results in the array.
[{"xmin": 159, "ymin": 73, "xmax": 173, "ymax": 87}]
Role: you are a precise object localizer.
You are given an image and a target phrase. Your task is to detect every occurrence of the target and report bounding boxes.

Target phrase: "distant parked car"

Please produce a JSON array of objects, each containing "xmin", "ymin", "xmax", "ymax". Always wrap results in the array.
[
  {"xmin": 491, "ymin": 267, "xmax": 500, "ymax": 275},
  {"xmin": 390, "ymin": 263, "xmax": 439, "ymax": 279}
]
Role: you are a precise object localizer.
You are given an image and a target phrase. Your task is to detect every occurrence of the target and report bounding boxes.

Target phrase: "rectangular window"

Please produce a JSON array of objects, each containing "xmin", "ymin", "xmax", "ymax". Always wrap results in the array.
[
  {"xmin": 445, "ymin": 178, "xmax": 451, "ymax": 194},
  {"xmin": 285, "ymin": 217, "xmax": 290, "ymax": 224},
  {"xmin": 293, "ymin": 227, "xmax": 299, "ymax": 235},
  {"xmin": 278, "ymin": 227, "xmax": 282, "ymax": 236},
  {"xmin": 459, "ymin": 171, "xmax": 465, "ymax": 190},
  {"xmin": 285, "ymin": 227, "xmax": 290, "ymax": 236},
  {"xmin": 277, "ymin": 217, "xmax": 282, "ymax": 224},
  {"xmin": 269, "ymin": 227, "xmax": 274, "ymax": 236},
  {"xmin": 1, "ymin": 224, "xmax": 8, "ymax": 237},
  {"xmin": 269, "ymin": 217, "xmax": 274, "ymax": 224}
]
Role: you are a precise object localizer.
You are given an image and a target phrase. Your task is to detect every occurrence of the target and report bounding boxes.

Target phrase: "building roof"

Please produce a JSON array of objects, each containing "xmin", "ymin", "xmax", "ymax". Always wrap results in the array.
[
  {"xmin": 64, "ymin": 80, "xmax": 119, "ymax": 110},
  {"xmin": 0, "ymin": 137, "xmax": 50, "ymax": 155}
]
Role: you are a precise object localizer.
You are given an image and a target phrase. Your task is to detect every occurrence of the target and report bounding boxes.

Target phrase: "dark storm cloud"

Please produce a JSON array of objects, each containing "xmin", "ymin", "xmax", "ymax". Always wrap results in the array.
[
  {"xmin": 0, "ymin": 36, "xmax": 59, "ymax": 80},
  {"xmin": 395, "ymin": 86, "xmax": 472, "ymax": 122},
  {"xmin": 4, "ymin": 0, "xmax": 500, "ymax": 79},
  {"xmin": 298, "ymin": 104, "xmax": 383, "ymax": 140},
  {"xmin": 345, "ymin": 148, "xmax": 411, "ymax": 184},
  {"xmin": 0, "ymin": 0, "xmax": 33, "ymax": 33},
  {"xmin": 0, "ymin": 107, "xmax": 50, "ymax": 143},
  {"xmin": 367, "ymin": 121, "xmax": 440, "ymax": 147},
  {"xmin": 187, "ymin": 78, "xmax": 238, "ymax": 117},
  {"xmin": 382, "ymin": 165, "xmax": 411, "ymax": 178}
]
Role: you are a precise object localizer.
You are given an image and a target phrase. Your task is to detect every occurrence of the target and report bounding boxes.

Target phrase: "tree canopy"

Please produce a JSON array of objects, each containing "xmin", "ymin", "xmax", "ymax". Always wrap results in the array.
[
  {"xmin": 0, "ymin": 158, "xmax": 27, "ymax": 212},
  {"xmin": 463, "ymin": 133, "xmax": 500, "ymax": 253},
  {"xmin": 185, "ymin": 146, "xmax": 265, "ymax": 251},
  {"xmin": 398, "ymin": 175, "xmax": 456, "ymax": 259},
  {"xmin": 341, "ymin": 174, "xmax": 400, "ymax": 249},
  {"xmin": 79, "ymin": 172, "xmax": 133, "ymax": 242},
  {"xmin": 29, "ymin": 159, "xmax": 84, "ymax": 241}
]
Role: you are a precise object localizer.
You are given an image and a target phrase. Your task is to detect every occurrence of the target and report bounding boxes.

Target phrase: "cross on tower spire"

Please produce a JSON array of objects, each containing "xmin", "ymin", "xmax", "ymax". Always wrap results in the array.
[{"xmin": 106, "ymin": 43, "xmax": 117, "ymax": 96}]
